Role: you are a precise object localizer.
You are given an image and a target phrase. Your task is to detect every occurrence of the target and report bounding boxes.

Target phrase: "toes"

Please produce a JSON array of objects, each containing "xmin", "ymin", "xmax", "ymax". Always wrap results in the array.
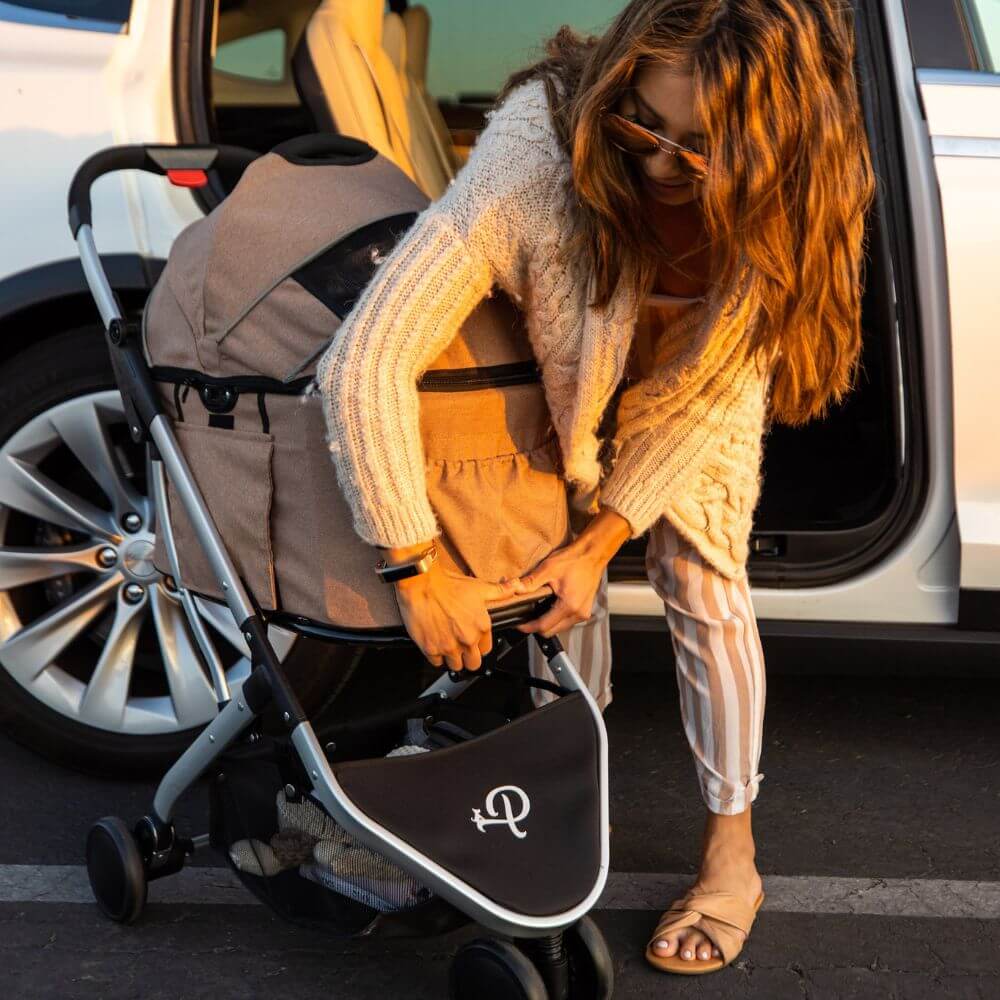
[
  {"xmin": 679, "ymin": 929, "xmax": 721, "ymax": 963},
  {"xmin": 678, "ymin": 929, "xmax": 703, "ymax": 961},
  {"xmin": 651, "ymin": 931, "xmax": 679, "ymax": 956},
  {"xmin": 694, "ymin": 934, "xmax": 715, "ymax": 962},
  {"xmin": 651, "ymin": 926, "xmax": 722, "ymax": 963}
]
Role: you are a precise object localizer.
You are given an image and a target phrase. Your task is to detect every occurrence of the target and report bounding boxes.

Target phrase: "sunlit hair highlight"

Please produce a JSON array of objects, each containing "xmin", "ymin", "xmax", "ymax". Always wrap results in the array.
[{"xmin": 495, "ymin": 0, "xmax": 877, "ymax": 426}]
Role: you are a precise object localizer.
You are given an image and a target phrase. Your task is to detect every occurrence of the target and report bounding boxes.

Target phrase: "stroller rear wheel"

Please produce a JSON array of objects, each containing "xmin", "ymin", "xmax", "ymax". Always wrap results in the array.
[
  {"xmin": 514, "ymin": 918, "xmax": 614, "ymax": 999},
  {"xmin": 563, "ymin": 916, "xmax": 614, "ymax": 999},
  {"xmin": 86, "ymin": 816, "xmax": 148, "ymax": 924},
  {"xmin": 449, "ymin": 938, "xmax": 548, "ymax": 1000}
]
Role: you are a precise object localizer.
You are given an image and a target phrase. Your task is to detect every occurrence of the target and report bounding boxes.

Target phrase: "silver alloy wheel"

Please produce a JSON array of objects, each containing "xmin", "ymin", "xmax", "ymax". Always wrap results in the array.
[{"xmin": 0, "ymin": 390, "xmax": 294, "ymax": 736}]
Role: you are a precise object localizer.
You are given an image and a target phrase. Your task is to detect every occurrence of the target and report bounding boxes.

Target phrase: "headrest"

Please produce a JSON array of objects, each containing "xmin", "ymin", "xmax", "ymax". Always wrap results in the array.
[
  {"xmin": 403, "ymin": 5, "xmax": 431, "ymax": 84},
  {"xmin": 310, "ymin": 0, "xmax": 384, "ymax": 52},
  {"xmin": 382, "ymin": 11, "xmax": 407, "ymax": 74}
]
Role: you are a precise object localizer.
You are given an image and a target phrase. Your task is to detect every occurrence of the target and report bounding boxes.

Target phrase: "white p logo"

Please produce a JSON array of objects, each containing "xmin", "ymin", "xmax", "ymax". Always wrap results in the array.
[{"xmin": 471, "ymin": 785, "xmax": 531, "ymax": 840}]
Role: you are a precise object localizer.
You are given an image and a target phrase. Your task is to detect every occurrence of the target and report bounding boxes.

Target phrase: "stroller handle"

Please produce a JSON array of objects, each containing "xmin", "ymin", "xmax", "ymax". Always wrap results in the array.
[{"xmin": 67, "ymin": 143, "xmax": 259, "ymax": 238}]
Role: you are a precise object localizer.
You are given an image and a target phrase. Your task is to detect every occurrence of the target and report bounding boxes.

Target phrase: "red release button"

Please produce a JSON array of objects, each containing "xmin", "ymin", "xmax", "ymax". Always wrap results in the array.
[{"xmin": 166, "ymin": 168, "xmax": 209, "ymax": 188}]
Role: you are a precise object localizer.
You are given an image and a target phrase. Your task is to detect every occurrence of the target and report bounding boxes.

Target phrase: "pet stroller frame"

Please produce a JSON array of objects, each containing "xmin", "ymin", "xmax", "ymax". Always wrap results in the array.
[{"xmin": 72, "ymin": 145, "xmax": 612, "ymax": 999}]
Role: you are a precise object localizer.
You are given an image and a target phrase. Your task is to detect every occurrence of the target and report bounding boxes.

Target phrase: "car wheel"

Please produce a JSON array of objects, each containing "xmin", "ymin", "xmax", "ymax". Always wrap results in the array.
[{"xmin": 0, "ymin": 326, "xmax": 354, "ymax": 776}]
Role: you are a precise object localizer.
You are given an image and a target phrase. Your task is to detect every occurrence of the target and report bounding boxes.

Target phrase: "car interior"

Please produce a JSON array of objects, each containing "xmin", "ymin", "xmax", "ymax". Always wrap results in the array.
[{"xmin": 189, "ymin": 0, "xmax": 916, "ymax": 588}]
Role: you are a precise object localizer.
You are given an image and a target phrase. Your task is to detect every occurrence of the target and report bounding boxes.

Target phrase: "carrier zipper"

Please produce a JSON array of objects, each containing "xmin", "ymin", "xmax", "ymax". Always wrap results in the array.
[
  {"xmin": 417, "ymin": 360, "xmax": 541, "ymax": 392},
  {"xmin": 150, "ymin": 366, "xmax": 313, "ymax": 395}
]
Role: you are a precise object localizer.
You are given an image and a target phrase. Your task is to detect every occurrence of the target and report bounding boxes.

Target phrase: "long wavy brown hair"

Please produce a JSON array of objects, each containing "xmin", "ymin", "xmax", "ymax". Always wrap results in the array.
[{"xmin": 495, "ymin": 0, "xmax": 876, "ymax": 427}]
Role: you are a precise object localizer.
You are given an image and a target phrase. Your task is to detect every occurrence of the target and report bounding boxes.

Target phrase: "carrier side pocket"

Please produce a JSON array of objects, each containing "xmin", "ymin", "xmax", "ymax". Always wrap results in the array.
[
  {"xmin": 162, "ymin": 422, "xmax": 278, "ymax": 610},
  {"xmin": 425, "ymin": 433, "xmax": 571, "ymax": 582}
]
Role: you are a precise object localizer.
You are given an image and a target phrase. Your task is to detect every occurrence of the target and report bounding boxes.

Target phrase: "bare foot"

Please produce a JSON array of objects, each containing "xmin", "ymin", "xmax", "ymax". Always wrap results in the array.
[{"xmin": 650, "ymin": 807, "xmax": 763, "ymax": 965}]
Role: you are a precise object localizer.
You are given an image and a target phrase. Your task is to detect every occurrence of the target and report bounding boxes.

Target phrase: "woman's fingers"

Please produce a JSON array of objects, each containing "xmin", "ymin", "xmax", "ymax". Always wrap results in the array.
[
  {"xmin": 443, "ymin": 646, "xmax": 465, "ymax": 672},
  {"xmin": 411, "ymin": 577, "xmax": 508, "ymax": 671},
  {"xmin": 428, "ymin": 633, "xmax": 490, "ymax": 673},
  {"xmin": 515, "ymin": 597, "xmax": 581, "ymax": 636},
  {"xmin": 514, "ymin": 560, "xmax": 553, "ymax": 593},
  {"xmin": 477, "ymin": 628, "xmax": 493, "ymax": 657},
  {"xmin": 486, "ymin": 576, "xmax": 523, "ymax": 600}
]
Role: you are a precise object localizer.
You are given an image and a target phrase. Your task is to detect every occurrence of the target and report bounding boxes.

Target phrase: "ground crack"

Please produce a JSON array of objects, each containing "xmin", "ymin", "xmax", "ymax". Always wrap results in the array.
[{"xmin": 787, "ymin": 961, "xmax": 810, "ymax": 997}]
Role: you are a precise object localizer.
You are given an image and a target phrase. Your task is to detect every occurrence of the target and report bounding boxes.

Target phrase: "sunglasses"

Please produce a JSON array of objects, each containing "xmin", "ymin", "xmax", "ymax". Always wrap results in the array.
[{"xmin": 600, "ymin": 109, "xmax": 709, "ymax": 182}]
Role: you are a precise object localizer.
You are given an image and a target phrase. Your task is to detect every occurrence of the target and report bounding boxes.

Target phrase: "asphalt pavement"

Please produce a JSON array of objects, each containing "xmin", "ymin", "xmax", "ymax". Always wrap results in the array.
[{"xmin": 1, "ymin": 628, "xmax": 997, "ymax": 999}]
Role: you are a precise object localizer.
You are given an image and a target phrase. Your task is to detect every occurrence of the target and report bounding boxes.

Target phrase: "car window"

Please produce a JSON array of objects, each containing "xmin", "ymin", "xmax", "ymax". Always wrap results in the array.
[
  {"xmin": 965, "ymin": 0, "xmax": 1000, "ymax": 72},
  {"xmin": 0, "ymin": 0, "xmax": 130, "ymax": 24},
  {"xmin": 214, "ymin": 27, "xmax": 287, "ymax": 82},
  {"xmin": 419, "ymin": 0, "xmax": 623, "ymax": 101},
  {"xmin": 901, "ymin": 0, "xmax": 1000, "ymax": 71}
]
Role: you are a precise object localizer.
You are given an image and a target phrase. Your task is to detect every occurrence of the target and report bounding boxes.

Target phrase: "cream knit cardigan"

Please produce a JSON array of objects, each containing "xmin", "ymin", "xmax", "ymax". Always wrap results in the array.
[{"xmin": 316, "ymin": 77, "xmax": 774, "ymax": 582}]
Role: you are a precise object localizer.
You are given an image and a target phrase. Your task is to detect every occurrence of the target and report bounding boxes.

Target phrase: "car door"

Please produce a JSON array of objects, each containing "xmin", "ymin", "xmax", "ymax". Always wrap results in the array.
[{"xmin": 900, "ymin": 0, "xmax": 1000, "ymax": 624}]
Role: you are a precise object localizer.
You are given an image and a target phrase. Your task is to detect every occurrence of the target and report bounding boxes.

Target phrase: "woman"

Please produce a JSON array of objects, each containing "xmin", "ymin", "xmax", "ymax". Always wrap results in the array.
[{"xmin": 316, "ymin": 0, "xmax": 874, "ymax": 976}]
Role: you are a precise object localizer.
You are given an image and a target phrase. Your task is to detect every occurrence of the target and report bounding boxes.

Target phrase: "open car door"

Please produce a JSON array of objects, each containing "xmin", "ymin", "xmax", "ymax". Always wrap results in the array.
[{"xmin": 902, "ymin": 0, "xmax": 1000, "ymax": 623}]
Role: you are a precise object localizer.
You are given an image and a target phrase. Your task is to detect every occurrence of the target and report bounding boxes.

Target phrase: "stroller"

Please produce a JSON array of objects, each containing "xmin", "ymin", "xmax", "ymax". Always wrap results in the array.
[{"xmin": 72, "ymin": 136, "xmax": 612, "ymax": 1000}]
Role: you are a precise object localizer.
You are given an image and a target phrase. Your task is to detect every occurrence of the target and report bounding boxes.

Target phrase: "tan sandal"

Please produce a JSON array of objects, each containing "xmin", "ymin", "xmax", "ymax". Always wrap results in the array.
[{"xmin": 644, "ymin": 886, "xmax": 765, "ymax": 975}]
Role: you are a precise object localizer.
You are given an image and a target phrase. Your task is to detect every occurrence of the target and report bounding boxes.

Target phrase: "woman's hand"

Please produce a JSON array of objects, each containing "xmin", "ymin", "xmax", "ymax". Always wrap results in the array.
[
  {"xmin": 392, "ymin": 558, "xmax": 521, "ymax": 672},
  {"xmin": 510, "ymin": 506, "xmax": 633, "ymax": 637}
]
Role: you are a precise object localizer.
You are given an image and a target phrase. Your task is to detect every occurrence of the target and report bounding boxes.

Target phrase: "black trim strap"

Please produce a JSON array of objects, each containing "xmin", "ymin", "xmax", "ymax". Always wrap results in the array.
[{"xmin": 152, "ymin": 362, "xmax": 542, "ymax": 394}]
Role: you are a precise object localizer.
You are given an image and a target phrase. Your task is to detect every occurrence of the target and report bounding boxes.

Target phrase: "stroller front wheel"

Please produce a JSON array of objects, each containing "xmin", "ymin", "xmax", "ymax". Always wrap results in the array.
[
  {"xmin": 563, "ymin": 916, "xmax": 614, "ymax": 999},
  {"xmin": 86, "ymin": 816, "xmax": 148, "ymax": 924},
  {"xmin": 449, "ymin": 937, "xmax": 548, "ymax": 1000}
]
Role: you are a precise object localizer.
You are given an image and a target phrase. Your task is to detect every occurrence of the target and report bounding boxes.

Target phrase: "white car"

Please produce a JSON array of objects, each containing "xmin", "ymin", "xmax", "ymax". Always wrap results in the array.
[{"xmin": 0, "ymin": 0, "xmax": 997, "ymax": 773}]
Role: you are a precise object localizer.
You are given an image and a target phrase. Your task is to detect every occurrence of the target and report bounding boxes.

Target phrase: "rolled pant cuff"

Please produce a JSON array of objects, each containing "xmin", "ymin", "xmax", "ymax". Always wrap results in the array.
[{"xmin": 701, "ymin": 772, "xmax": 765, "ymax": 815}]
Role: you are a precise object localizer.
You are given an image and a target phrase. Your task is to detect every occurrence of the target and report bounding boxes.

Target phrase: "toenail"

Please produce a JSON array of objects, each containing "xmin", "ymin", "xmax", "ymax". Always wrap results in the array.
[{"xmin": 682, "ymin": 950, "xmax": 692, "ymax": 958}]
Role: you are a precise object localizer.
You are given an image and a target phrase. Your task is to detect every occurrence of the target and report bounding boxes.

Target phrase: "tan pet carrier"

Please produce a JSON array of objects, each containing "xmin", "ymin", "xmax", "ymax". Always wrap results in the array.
[{"xmin": 143, "ymin": 134, "xmax": 572, "ymax": 629}]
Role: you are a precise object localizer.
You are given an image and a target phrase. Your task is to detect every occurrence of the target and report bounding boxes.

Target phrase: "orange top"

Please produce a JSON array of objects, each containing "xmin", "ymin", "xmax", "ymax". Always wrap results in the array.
[{"xmin": 624, "ymin": 197, "xmax": 713, "ymax": 383}]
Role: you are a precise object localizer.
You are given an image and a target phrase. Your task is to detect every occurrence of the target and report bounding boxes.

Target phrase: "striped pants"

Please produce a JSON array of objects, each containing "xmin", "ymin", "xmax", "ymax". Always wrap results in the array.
[{"xmin": 527, "ymin": 514, "xmax": 766, "ymax": 815}]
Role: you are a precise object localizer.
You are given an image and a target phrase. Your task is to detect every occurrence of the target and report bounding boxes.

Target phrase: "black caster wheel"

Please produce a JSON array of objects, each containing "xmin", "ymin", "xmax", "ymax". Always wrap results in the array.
[
  {"xmin": 86, "ymin": 817, "xmax": 148, "ymax": 924},
  {"xmin": 565, "ymin": 916, "xmax": 614, "ymax": 999},
  {"xmin": 449, "ymin": 938, "xmax": 548, "ymax": 1000}
]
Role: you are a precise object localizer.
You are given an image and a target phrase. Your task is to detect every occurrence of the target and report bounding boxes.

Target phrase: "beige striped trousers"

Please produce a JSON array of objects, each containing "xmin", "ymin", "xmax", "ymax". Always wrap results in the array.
[{"xmin": 526, "ymin": 514, "xmax": 766, "ymax": 815}]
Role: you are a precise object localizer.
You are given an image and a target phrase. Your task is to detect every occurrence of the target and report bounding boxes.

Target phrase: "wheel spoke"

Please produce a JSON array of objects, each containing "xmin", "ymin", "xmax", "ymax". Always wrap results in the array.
[
  {"xmin": 0, "ymin": 572, "xmax": 120, "ymax": 684},
  {"xmin": 0, "ymin": 542, "xmax": 105, "ymax": 588},
  {"xmin": 78, "ymin": 590, "xmax": 145, "ymax": 729},
  {"xmin": 49, "ymin": 399, "xmax": 144, "ymax": 521},
  {"xmin": 0, "ymin": 455, "xmax": 119, "ymax": 542},
  {"xmin": 191, "ymin": 595, "xmax": 296, "ymax": 660},
  {"xmin": 192, "ymin": 596, "xmax": 249, "ymax": 654},
  {"xmin": 150, "ymin": 586, "xmax": 217, "ymax": 729}
]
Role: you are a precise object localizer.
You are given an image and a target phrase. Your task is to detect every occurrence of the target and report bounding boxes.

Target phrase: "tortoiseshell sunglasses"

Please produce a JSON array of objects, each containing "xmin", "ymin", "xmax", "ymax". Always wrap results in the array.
[{"xmin": 600, "ymin": 108, "xmax": 709, "ymax": 182}]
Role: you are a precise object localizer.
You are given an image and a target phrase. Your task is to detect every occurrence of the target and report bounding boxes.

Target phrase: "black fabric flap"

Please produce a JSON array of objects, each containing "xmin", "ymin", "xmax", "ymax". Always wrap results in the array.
[{"xmin": 332, "ymin": 693, "xmax": 602, "ymax": 917}]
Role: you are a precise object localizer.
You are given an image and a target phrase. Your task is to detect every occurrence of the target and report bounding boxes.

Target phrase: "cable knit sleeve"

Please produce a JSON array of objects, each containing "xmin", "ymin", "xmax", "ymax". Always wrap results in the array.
[
  {"xmin": 599, "ymin": 354, "xmax": 763, "ymax": 540},
  {"xmin": 315, "ymin": 81, "xmax": 563, "ymax": 550}
]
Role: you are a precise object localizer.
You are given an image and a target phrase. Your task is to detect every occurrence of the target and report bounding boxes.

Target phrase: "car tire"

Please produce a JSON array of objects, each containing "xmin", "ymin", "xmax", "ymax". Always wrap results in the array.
[{"xmin": 0, "ymin": 325, "xmax": 356, "ymax": 776}]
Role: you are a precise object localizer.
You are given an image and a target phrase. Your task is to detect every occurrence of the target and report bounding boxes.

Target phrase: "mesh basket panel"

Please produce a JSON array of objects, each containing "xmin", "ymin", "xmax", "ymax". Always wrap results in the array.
[
  {"xmin": 301, "ymin": 837, "xmax": 432, "ymax": 912},
  {"xmin": 210, "ymin": 739, "xmax": 436, "ymax": 933}
]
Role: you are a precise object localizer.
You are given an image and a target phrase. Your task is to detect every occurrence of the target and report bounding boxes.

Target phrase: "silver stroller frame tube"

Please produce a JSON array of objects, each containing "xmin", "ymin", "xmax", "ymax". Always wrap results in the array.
[{"xmin": 75, "ymin": 194, "xmax": 610, "ymax": 938}]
